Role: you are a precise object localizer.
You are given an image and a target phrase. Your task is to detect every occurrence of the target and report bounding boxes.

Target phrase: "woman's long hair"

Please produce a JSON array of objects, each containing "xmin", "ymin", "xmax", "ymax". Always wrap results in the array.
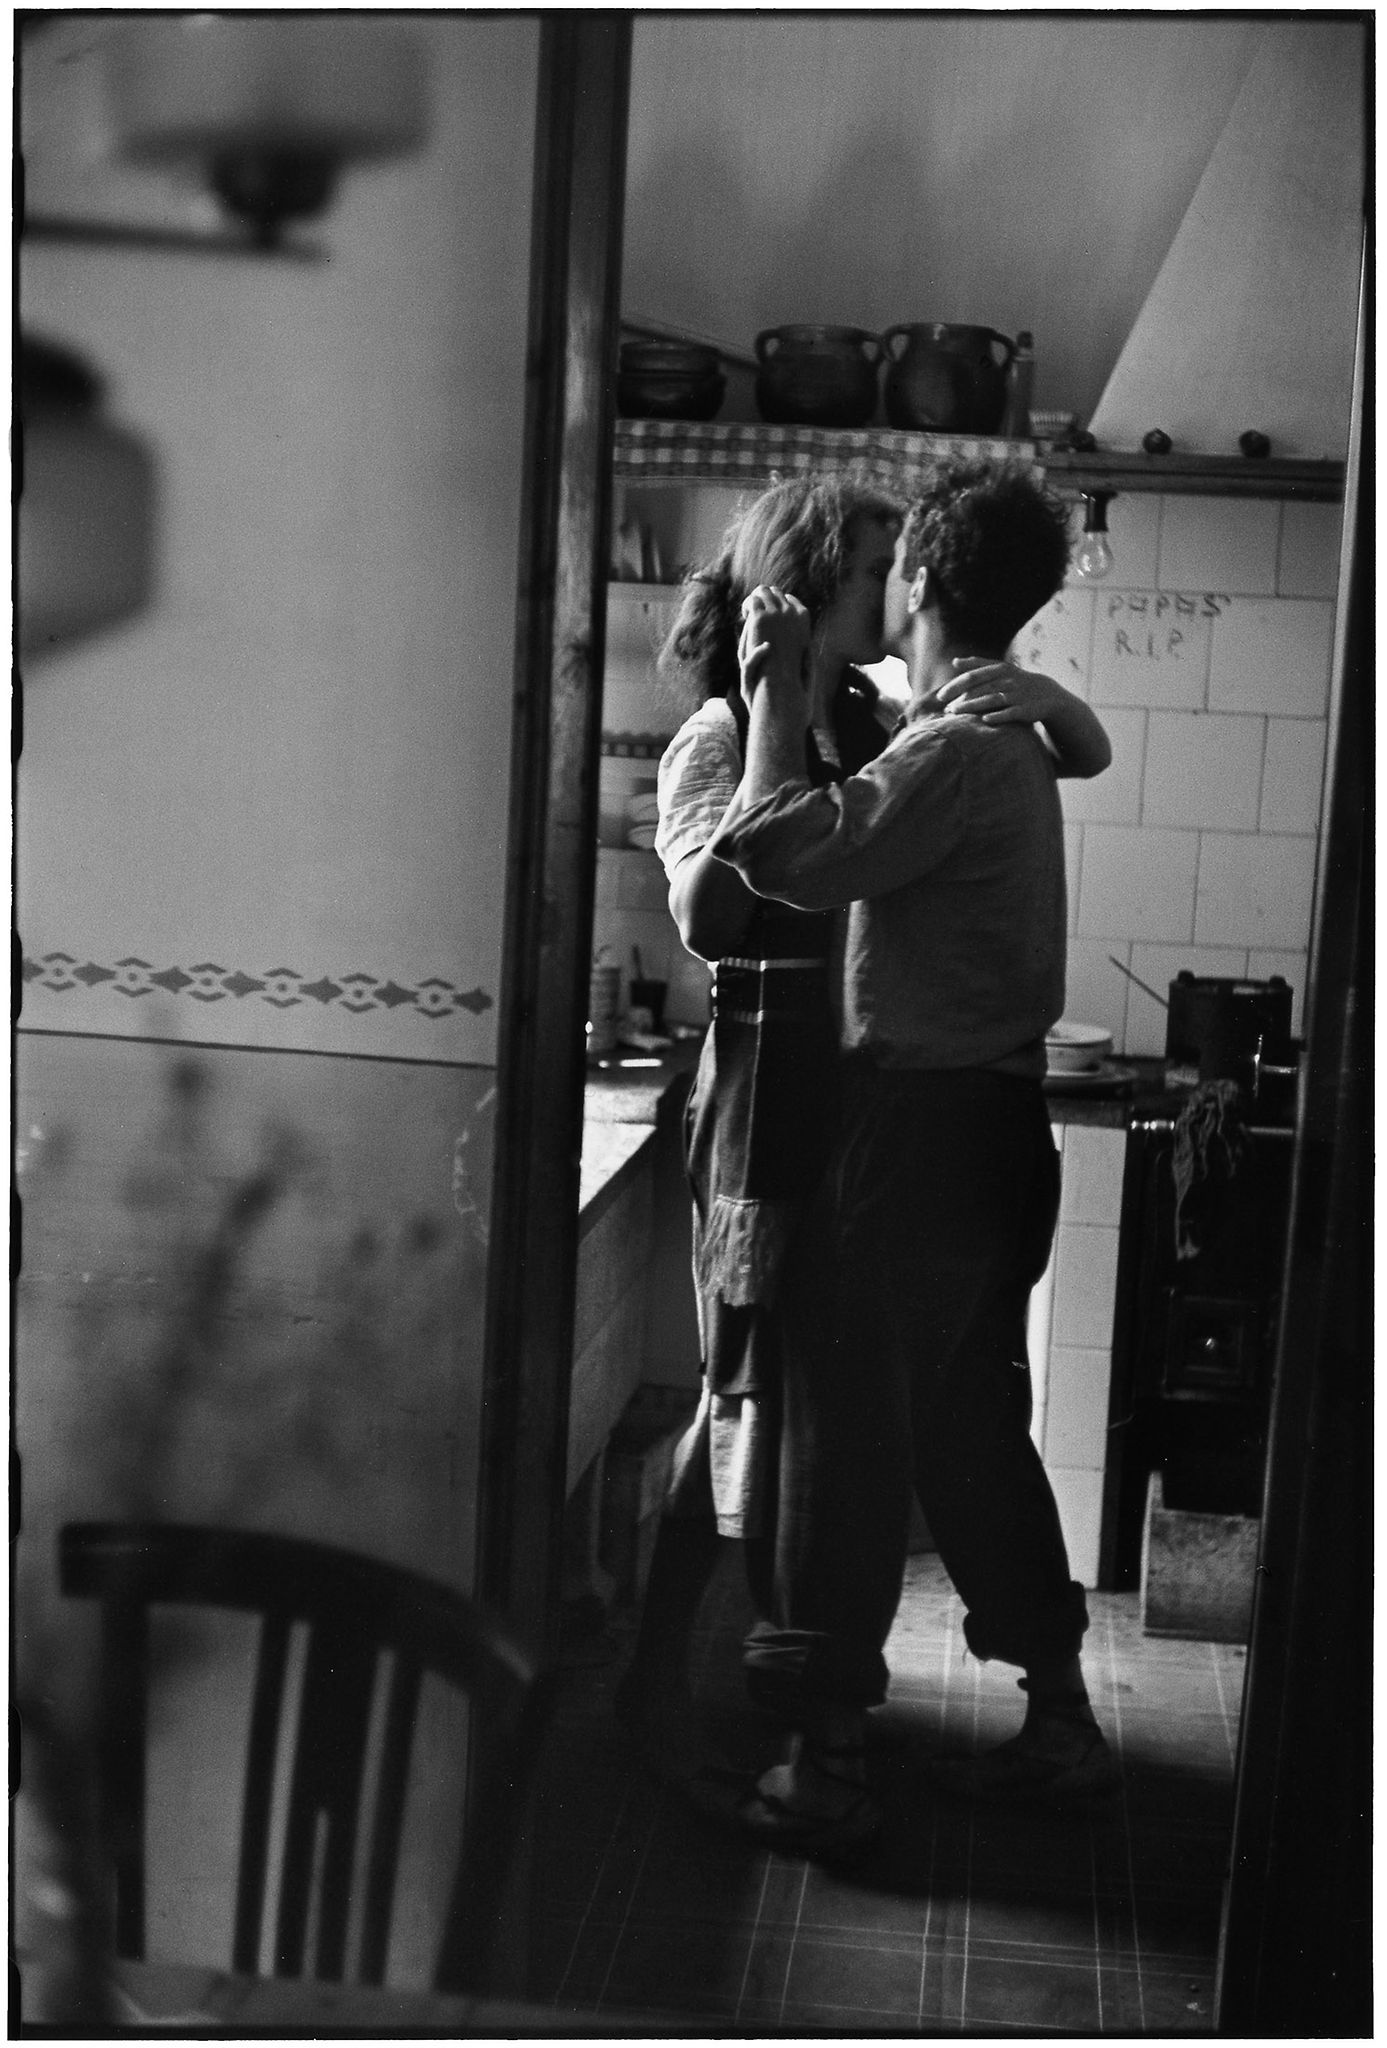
[{"xmin": 658, "ymin": 473, "xmax": 901, "ymax": 709}]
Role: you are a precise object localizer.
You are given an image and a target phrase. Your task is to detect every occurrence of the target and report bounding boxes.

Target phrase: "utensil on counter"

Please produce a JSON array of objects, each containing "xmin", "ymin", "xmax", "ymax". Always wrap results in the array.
[
  {"xmin": 1109, "ymin": 955, "xmax": 1168, "ymax": 1007},
  {"xmin": 753, "ymin": 325, "xmax": 881, "ymax": 428},
  {"xmin": 880, "ymin": 323, "xmax": 1016, "ymax": 433}
]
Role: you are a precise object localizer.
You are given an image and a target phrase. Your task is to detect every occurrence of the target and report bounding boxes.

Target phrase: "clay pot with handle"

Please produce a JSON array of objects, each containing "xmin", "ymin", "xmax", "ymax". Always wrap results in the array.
[
  {"xmin": 881, "ymin": 323, "xmax": 1017, "ymax": 433},
  {"xmin": 754, "ymin": 325, "xmax": 881, "ymax": 428},
  {"xmin": 618, "ymin": 339, "xmax": 725, "ymax": 421}
]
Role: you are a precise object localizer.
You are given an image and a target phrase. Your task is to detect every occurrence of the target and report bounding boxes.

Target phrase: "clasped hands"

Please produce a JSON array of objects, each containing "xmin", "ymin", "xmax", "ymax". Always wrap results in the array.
[{"xmin": 737, "ymin": 586, "xmax": 810, "ymax": 716}]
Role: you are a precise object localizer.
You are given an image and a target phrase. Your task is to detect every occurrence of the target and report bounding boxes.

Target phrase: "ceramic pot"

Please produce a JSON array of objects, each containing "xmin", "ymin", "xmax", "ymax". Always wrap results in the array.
[
  {"xmin": 618, "ymin": 340, "xmax": 725, "ymax": 421},
  {"xmin": 754, "ymin": 325, "xmax": 880, "ymax": 428},
  {"xmin": 881, "ymin": 323, "xmax": 1017, "ymax": 433}
]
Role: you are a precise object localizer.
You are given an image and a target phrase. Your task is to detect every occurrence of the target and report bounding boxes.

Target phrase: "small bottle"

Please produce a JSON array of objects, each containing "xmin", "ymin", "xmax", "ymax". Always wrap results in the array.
[
  {"xmin": 587, "ymin": 946, "xmax": 620, "ymax": 1058},
  {"xmin": 999, "ymin": 330, "xmax": 1035, "ymax": 440}
]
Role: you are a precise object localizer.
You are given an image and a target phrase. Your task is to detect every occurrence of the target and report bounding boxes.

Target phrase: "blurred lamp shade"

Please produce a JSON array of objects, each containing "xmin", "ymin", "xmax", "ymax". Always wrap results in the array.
[
  {"xmin": 18, "ymin": 338, "xmax": 157, "ymax": 660},
  {"xmin": 102, "ymin": 16, "xmax": 429, "ymax": 244}
]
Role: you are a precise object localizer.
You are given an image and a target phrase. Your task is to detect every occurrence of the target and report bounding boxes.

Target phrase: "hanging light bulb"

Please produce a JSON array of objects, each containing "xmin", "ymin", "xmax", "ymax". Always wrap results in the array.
[{"xmin": 1074, "ymin": 491, "xmax": 1115, "ymax": 581}]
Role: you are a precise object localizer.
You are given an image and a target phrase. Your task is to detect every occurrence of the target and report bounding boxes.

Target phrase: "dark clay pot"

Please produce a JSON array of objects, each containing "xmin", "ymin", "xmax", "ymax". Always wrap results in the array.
[
  {"xmin": 618, "ymin": 340, "xmax": 725, "ymax": 421},
  {"xmin": 754, "ymin": 325, "xmax": 881, "ymax": 428},
  {"xmin": 881, "ymin": 323, "xmax": 1017, "ymax": 433}
]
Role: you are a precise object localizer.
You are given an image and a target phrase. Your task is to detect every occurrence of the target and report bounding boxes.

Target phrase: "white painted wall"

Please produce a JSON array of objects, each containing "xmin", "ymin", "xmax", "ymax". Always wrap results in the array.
[
  {"xmin": 623, "ymin": 16, "xmax": 1363, "ymax": 450},
  {"xmin": 1091, "ymin": 22, "xmax": 1365, "ymax": 456},
  {"xmin": 20, "ymin": 16, "xmax": 537, "ymax": 1064},
  {"xmin": 17, "ymin": 19, "xmax": 541, "ymax": 1983},
  {"xmin": 624, "ymin": 16, "xmax": 1265, "ymax": 423}
]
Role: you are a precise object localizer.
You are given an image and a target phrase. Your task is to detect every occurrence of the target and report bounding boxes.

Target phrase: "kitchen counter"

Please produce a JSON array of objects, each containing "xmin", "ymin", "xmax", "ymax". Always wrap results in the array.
[
  {"xmin": 579, "ymin": 1037, "xmax": 701, "ymax": 1220},
  {"xmin": 1043, "ymin": 1055, "xmax": 1176, "ymax": 1128},
  {"xmin": 584, "ymin": 1035, "xmax": 702, "ymax": 1125},
  {"xmin": 570, "ymin": 1037, "xmax": 702, "ymax": 1503},
  {"xmin": 582, "ymin": 1044, "xmax": 1212, "ymax": 1169}
]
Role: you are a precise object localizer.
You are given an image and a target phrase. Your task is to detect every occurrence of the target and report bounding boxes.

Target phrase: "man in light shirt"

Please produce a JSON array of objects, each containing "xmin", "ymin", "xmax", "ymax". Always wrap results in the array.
[{"xmin": 710, "ymin": 460, "xmax": 1117, "ymax": 1853}]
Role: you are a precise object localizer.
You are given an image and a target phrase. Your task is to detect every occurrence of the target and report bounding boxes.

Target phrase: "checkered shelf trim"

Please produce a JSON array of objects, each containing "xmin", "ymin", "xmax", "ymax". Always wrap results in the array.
[{"xmin": 614, "ymin": 418, "xmax": 1038, "ymax": 487}]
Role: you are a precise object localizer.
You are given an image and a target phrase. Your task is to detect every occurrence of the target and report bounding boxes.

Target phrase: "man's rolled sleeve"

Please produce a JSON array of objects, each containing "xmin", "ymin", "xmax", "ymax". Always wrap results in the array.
[
  {"xmin": 709, "ymin": 780, "xmax": 851, "ymax": 909},
  {"xmin": 710, "ymin": 729, "xmax": 967, "ymax": 909}
]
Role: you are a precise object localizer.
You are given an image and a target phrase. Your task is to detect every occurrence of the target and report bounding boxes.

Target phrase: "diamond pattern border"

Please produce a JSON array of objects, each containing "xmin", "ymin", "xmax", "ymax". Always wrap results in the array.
[{"xmin": 21, "ymin": 953, "xmax": 493, "ymax": 1021}]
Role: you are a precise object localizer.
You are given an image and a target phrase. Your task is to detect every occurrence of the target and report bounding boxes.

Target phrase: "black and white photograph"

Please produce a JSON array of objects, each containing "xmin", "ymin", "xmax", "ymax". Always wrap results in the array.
[{"xmin": 13, "ymin": 8, "xmax": 1370, "ymax": 2038}]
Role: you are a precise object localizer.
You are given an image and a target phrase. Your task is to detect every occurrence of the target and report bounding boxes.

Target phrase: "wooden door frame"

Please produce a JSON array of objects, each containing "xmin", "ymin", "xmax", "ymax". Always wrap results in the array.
[
  {"xmin": 1214, "ymin": 237, "xmax": 1372, "ymax": 2035},
  {"xmin": 476, "ymin": 14, "xmax": 632, "ymax": 1653}
]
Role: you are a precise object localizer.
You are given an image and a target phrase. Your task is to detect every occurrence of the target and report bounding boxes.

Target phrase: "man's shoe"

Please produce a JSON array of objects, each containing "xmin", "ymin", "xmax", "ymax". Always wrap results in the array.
[{"xmin": 933, "ymin": 1721, "xmax": 1121, "ymax": 1807}]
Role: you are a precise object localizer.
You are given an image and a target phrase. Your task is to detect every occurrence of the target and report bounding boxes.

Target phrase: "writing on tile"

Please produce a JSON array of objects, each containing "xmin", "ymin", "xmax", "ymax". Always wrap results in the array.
[
  {"xmin": 1101, "ymin": 592, "xmax": 1228, "ymax": 665},
  {"xmin": 1016, "ymin": 591, "xmax": 1089, "ymax": 681}
]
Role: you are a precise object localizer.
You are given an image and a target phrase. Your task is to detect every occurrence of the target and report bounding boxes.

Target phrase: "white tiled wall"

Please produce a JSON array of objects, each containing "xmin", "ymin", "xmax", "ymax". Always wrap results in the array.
[
  {"xmin": 1026, "ymin": 1122, "xmax": 1127, "ymax": 1588},
  {"xmin": 1018, "ymin": 492, "xmax": 1341, "ymax": 1052},
  {"xmin": 594, "ymin": 486, "xmax": 1342, "ymax": 1596},
  {"xmin": 599, "ymin": 491, "xmax": 1342, "ymax": 1045}
]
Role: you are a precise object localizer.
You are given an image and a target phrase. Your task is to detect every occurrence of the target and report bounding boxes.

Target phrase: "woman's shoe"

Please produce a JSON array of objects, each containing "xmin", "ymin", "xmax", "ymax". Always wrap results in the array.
[
  {"xmin": 738, "ymin": 1781, "xmax": 883, "ymax": 1859},
  {"xmin": 737, "ymin": 1741, "xmax": 883, "ymax": 1860}
]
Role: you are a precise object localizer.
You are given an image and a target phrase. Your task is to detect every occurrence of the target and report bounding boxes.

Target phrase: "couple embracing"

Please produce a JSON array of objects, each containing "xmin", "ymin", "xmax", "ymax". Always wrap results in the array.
[{"xmin": 619, "ymin": 458, "xmax": 1118, "ymax": 1858}]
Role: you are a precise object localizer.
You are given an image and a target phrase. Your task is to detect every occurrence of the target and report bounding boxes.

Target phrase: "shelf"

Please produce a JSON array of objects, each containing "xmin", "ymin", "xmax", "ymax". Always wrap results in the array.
[
  {"xmin": 1041, "ymin": 448, "xmax": 1345, "ymax": 502},
  {"xmin": 615, "ymin": 417, "xmax": 1022, "ymax": 490},
  {"xmin": 614, "ymin": 418, "xmax": 1345, "ymax": 503}
]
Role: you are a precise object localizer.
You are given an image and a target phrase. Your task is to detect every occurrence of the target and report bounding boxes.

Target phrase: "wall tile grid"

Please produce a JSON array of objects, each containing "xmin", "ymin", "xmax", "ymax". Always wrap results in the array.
[
  {"xmin": 603, "ymin": 493, "xmax": 1340, "ymax": 1046},
  {"xmin": 1022, "ymin": 492, "xmax": 1340, "ymax": 1053}
]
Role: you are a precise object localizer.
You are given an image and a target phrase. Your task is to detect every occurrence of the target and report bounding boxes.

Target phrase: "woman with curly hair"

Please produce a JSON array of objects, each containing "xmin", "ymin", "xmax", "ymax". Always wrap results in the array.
[{"xmin": 615, "ymin": 473, "xmax": 901, "ymax": 1788}]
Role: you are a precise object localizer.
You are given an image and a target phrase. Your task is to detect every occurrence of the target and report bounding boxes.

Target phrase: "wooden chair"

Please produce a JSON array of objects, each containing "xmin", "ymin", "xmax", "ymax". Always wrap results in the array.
[{"xmin": 58, "ymin": 1521, "xmax": 553, "ymax": 1994}]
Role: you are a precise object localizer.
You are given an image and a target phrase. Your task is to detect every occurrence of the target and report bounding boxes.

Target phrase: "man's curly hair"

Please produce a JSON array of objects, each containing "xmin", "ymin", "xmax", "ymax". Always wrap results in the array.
[{"xmin": 900, "ymin": 459, "xmax": 1072, "ymax": 653}]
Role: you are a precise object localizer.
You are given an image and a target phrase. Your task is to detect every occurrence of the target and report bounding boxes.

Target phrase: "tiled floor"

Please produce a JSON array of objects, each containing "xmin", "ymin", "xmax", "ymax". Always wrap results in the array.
[{"xmin": 525, "ymin": 1553, "xmax": 1242, "ymax": 2035}]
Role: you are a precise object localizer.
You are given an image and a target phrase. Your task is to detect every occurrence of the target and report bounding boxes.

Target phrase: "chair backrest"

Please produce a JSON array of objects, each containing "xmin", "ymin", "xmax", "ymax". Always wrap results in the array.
[{"xmin": 58, "ymin": 1521, "xmax": 551, "ymax": 1994}]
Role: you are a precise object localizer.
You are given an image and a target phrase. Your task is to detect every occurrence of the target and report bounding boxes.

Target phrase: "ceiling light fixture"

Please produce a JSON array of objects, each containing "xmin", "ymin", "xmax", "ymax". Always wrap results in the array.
[
  {"xmin": 104, "ymin": 15, "xmax": 428, "ymax": 248},
  {"xmin": 24, "ymin": 16, "xmax": 429, "ymax": 257}
]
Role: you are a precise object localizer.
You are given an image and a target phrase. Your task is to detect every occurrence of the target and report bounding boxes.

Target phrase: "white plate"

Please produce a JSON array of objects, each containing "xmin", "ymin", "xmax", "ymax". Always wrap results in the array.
[{"xmin": 1042, "ymin": 1059, "xmax": 1138, "ymax": 1095}]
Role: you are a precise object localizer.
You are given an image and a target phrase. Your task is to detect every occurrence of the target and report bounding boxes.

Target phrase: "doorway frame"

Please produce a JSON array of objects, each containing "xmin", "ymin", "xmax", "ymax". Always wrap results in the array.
[
  {"xmin": 475, "ymin": 15, "xmax": 632, "ymax": 1654},
  {"xmin": 1213, "ymin": 235, "xmax": 1372, "ymax": 2036}
]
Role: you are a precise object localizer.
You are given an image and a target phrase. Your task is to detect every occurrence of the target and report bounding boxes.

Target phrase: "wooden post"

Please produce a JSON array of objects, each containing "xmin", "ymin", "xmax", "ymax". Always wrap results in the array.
[
  {"xmin": 478, "ymin": 14, "xmax": 631, "ymax": 1661},
  {"xmin": 1214, "ymin": 240, "xmax": 1371, "ymax": 2037}
]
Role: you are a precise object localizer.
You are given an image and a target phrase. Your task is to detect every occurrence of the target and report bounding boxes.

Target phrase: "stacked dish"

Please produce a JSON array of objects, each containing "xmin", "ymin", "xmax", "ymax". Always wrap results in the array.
[
  {"xmin": 1045, "ymin": 1019, "xmax": 1113, "ymax": 1074},
  {"xmin": 627, "ymin": 790, "xmax": 660, "ymax": 850},
  {"xmin": 1043, "ymin": 1019, "xmax": 1136, "ymax": 1095}
]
